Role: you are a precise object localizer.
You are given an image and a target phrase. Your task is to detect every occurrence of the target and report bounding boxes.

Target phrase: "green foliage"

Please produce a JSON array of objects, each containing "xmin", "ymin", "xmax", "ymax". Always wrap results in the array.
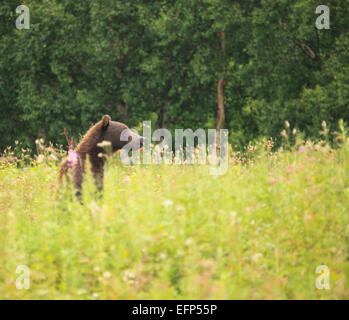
[{"xmin": 1, "ymin": 0, "xmax": 349, "ymax": 150}]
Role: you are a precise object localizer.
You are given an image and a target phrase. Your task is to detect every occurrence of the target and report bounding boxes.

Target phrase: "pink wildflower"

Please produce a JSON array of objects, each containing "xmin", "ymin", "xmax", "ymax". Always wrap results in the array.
[
  {"xmin": 286, "ymin": 165, "xmax": 295, "ymax": 174},
  {"xmin": 298, "ymin": 146, "xmax": 305, "ymax": 153},
  {"xmin": 122, "ymin": 175, "xmax": 131, "ymax": 183},
  {"xmin": 67, "ymin": 148, "xmax": 79, "ymax": 168}
]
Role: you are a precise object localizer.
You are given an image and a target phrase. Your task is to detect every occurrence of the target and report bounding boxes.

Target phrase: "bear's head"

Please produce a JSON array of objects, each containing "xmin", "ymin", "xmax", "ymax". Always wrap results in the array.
[{"xmin": 101, "ymin": 115, "xmax": 145, "ymax": 152}]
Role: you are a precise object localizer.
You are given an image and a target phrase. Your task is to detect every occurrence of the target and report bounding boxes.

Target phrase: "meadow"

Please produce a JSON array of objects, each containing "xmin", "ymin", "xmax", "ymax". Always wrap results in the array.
[{"xmin": 0, "ymin": 126, "xmax": 348, "ymax": 299}]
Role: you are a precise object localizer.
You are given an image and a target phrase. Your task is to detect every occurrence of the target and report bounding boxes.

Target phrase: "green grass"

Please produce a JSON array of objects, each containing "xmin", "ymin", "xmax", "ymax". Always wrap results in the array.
[{"xmin": 0, "ymin": 140, "xmax": 349, "ymax": 299}]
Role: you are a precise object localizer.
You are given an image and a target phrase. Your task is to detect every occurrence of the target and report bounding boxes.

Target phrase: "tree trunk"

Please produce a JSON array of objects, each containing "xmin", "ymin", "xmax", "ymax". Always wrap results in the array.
[
  {"xmin": 156, "ymin": 100, "xmax": 169, "ymax": 129},
  {"xmin": 216, "ymin": 77, "xmax": 225, "ymax": 133},
  {"xmin": 115, "ymin": 103, "xmax": 130, "ymax": 123},
  {"xmin": 216, "ymin": 31, "xmax": 226, "ymax": 146}
]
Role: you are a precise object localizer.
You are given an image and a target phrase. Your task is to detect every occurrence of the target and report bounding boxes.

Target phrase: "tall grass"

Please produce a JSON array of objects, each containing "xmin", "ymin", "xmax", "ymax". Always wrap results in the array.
[{"xmin": 0, "ymin": 131, "xmax": 348, "ymax": 299}]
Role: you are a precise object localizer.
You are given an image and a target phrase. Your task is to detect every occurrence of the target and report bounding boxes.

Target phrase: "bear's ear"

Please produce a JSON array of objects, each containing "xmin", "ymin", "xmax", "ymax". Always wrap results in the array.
[{"xmin": 102, "ymin": 114, "xmax": 111, "ymax": 129}]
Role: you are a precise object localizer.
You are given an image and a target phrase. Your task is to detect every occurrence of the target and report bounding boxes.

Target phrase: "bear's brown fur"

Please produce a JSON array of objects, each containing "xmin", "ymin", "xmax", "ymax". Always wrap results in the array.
[{"xmin": 59, "ymin": 115, "xmax": 143, "ymax": 200}]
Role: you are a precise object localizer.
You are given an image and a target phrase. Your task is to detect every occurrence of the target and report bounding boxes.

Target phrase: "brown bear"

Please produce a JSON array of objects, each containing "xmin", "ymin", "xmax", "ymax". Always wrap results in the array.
[{"xmin": 59, "ymin": 114, "xmax": 144, "ymax": 200}]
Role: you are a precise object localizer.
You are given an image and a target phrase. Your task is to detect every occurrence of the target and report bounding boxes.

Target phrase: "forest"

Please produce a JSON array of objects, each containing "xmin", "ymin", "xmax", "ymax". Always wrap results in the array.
[{"xmin": 1, "ymin": 0, "xmax": 348, "ymax": 150}]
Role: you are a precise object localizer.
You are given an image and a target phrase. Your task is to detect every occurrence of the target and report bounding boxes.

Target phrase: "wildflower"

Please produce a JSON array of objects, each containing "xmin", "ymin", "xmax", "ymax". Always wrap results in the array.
[
  {"xmin": 285, "ymin": 120, "xmax": 290, "ymax": 128},
  {"xmin": 286, "ymin": 165, "xmax": 295, "ymax": 174},
  {"xmin": 67, "ymin": 148, "xmax": 79, "ymax": 167},
  {"xmin": 103, "ymin": 271, "xmax": 112, "ymax": 279},
  {"xmin": 251, "ymin": 253, "xmax": 263, "ymax": 262},
  {"xmin": 298, "ymin": 146, "xmax": 305, "ymax": 153},
  {"xmin": 280, "ymin": 130, "xmax": 288, "ymax": 139},
  {"xmin": 184, "ymin": 238, "xmax": 194, "ymax": 246},
  {"xmin": 122, "ymin": 175, "xmax": 131, "ymax": 182},
  {"xmin": 279, "ymin": 175, "xmax": 286, "ymax": 182},
  {"xmin": 93, "ymin": 266, "xmax": 101, "ymax": 272},
  {"xmin": 320, "ymin": 120, "xmax": 329, "ymax": 138},
  {"xmin": 36, "ymin": 154, "xmax": 45, "ymax": 164},
  {"xmin": 230, "ymin": 211, "xmax": 238, "ymax": 226},
  {"xmin": 230, "ymin": 211, "xmax": 237, "ymax": 220},
  {"xmin": 77, "ymin": 289, "xmax": 87, "ymax": 295},
  {"xmin": 123, "ymin": 270, "xmax": 136, "ymax": 284},
  {"xmin": 48, "ymin": 154, "xmax": 58, "ymax": 161},
  {"xmin": 268, "ymin": 177, "xmax": 278, "ymax": 185},
  {"xmin": 158, "ymin": 252, "xmax": 167, "ymax": 260},
  {"xmin": 233, "ymin": 166, "xmax": 241, "ymax": 172},
  {"xmin": 162, "ymin": 199, "xmax": 173, "ymax": 208}
]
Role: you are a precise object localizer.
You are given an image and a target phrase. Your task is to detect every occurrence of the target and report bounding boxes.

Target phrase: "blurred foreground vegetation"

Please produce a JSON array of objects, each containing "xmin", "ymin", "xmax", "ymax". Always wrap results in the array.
[{"xmin": 1, "ymin": 125, "xmax": 348, "ymax": 299}]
